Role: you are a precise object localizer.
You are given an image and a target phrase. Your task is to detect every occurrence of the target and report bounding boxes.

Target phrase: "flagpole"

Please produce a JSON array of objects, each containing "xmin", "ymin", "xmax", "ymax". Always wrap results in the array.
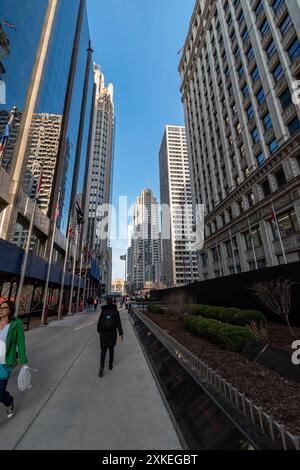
[
  {"xmin": 229, "ymin": 229, "xmax": 238, "ymax": 274},
  {"xmin": 58, "ymin": 228, "xmax": 71, "ymax": 320},
  {"xmin": 76, "ymin": 228, "xmax": 84, "ymax": 313},
  {"xmin": 41, "ymin": 189, "xmax": 61, "ymax": 325},
  {"xmin": 272, "ymin": 201, "xmax": 287, "ymax": 265},
  {"xmin": 247, "ymin": 217, "xmax": 258, "ymax": 270},
  {"xmin": 15, "ymin": 164, "xmax": 42, "ymax": 316},
  {"xmin": 68, "ymin": 225, "xmax": 79, "ymax": 315}
]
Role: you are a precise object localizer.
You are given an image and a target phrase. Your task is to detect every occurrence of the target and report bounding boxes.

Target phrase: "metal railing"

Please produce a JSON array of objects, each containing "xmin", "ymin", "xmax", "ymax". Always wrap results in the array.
[{"xmin": 132, "ymin": 306, "xmax": 300, "ymax": 451}]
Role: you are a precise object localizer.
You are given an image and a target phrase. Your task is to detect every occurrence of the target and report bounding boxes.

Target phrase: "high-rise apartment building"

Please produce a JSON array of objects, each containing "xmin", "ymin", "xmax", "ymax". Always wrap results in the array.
[
  {"xmin": 129, "ymin": 189, "xmax": 162, "ymax": 292},
  {"xmin": 179, "ymin": 0, "xmax": 300, "ymax": 281},
  {"xmin": 86, "ymin": 64, "xmax": 115, "ymax": 293},
  {"xmin": 159, "ymin": 125, "xmax": 199, "ymax": 287}
]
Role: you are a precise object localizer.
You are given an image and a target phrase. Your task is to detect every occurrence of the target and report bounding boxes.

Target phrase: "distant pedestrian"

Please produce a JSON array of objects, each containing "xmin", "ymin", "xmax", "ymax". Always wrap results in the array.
[
  {"xmin": 93, "ymin": 297, "xmax": 98, "ymax": 312},
  {"xmin": 0, "ymin": 301, "xmax": 28, "ymax": 419},
  {"xmin": 97, "ymin": 297, "xmax": 123, "ymax": 377},
  {"xmin": 87, "ymin": 296, "xmax": 93, "ymax": 312}
]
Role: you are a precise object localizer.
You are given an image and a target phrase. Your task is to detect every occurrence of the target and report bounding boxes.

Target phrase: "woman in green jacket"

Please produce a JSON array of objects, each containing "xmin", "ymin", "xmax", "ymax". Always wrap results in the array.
[{"xmin": 0, "ymin": 300, "xmax": 28, "ymax": 419}]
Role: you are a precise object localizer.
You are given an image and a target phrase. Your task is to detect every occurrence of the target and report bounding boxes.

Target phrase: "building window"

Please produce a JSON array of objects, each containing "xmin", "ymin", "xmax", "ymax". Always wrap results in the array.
[
  {"xmin": 275, "ymin": 166, "xmax": 287, "ymax": 186},
  {"xmin": 288, "ymin": 39, "xmax": 300, "ymax": 62},
  {"xmin": 272, "ymin": 0, "xmax": 284, "ymax": 14},
  {"xmin": 261, "ymin": 179, "xmax": 271, "ymax": 196},
  {"xmin": 266, "ymin": 40, "xmax": 277, "ymax": 58},
  {"xmin": 273, "ymin": 63, "xmax": 284, "ymax": 82},
  {"xmin": 269, "ymin": 139, "xmax": 279, "ymax": 154},
  {"xmin": 280, "ymin": 15, "xmax": 292, "ymax": 36},
  {"xmin": 252, "ymin": 128, "xmax": 260, "ymax": 143},
  {"xmin": 263, "ymin": 113, "xmax": 273, "ymax": 130},
  {"xmin": 247, "ymin": 105, "xmax": 254, "ymax": 119},
  {"xmin": 276, "ymin": 211, "xmax": 299, "ymax": 238},
  {"xmin": 279, "ymin": 88, "xmax": 292, "ymax": 109},
  {"xmin": 256, "ymin": 88, "xmax": 266, "ymax": 104},
  {"xmin": 288, "ymin": 117, "xmax": 300, "ymax": 135}
]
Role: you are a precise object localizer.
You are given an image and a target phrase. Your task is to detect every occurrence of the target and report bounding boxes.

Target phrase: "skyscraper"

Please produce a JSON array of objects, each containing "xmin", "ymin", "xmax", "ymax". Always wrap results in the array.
[
  {"xmin": 159, "ymin": 125, "xmax": 198, "ymax": 287},
  {"xmin": 86, "ymin": 64, "xmax": 115, "ymax": 293},
  {"xmin": 129, "ymin": 188, "xmax": 162, "ymax": 292},
  {"xmin": 179, "ymin": 0, "xmax": 300, "ymax": 281}
]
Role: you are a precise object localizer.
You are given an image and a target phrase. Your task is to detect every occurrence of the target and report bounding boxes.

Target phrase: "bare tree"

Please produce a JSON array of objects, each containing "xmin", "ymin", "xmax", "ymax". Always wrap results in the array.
[{"xmin": 250, "ymin": 278, "xmax": 295, "ymax": 336}]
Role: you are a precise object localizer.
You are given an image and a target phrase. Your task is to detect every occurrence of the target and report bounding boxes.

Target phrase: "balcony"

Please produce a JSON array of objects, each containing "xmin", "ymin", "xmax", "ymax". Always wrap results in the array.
[
  {"xmin": 282, "ymin": 25, "xmax": 297, "ymax": 49},
  {"xmin": 268, "ymin": 50, "xmax": 280, "ymax": 71},
  {"xmin": 283, "ymin": 103, "xmax": 298, "ymax": 124},
  {"xmin": 273, "ymin": 233, "xmax": 300, "ymax": 255},
  {"xmin": 264, "ymin": 126, "xmax": 275, "ymax": 143},
  {"xmin": 274, "ymin": 3, "xmax": 288, "ymax": 26}
]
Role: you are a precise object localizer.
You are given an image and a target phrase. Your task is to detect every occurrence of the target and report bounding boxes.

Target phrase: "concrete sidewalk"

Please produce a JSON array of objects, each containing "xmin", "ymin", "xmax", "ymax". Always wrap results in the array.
[{"xmin": 0, "ymin": 309, "xmax": 182, "ymax": 450}]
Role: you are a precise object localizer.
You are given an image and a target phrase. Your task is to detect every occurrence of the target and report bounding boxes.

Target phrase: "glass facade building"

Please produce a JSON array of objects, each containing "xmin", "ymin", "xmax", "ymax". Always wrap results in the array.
[
  {"xmin": 0, "ymin": 0, "xmax": 49, "ymax": 171},
  {"xmin": 0, "ymin": 0, "xmax": 94, "ymax": 305}
]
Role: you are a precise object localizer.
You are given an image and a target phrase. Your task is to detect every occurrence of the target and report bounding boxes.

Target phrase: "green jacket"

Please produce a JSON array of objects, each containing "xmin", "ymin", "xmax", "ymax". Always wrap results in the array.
[{"xmin": 5, "ymin": 318, "xmax": 28, "ymax": 366}]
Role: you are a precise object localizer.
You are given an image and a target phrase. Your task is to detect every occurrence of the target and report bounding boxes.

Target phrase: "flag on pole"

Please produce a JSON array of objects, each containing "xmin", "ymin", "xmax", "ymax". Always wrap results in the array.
[
  {"xmin": 271, "ymin": 205, "xmax": 277, "ymax": 228},
  {"xmin": 120, "ymin": 255, "xmax": 126, "ymax": 261},
  {"xmin": 68, "ymin": 215, "xmax": 73, "ymax": 239},
  {"xmin": 0, "ymin": 124, "xmax": 10, "ymax": 159},
  {"xmin": 2, "ymin": 20, "xmax": 17, "ymax": 31},
  {"xmin": 35, "ymin": 172, "xmax": 43, "ymax": 200}
]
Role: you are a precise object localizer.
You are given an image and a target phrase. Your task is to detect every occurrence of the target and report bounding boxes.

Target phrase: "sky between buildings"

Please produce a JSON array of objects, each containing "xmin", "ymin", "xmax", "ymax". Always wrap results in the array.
[{"xmin": 86, "ymin": 0, "xmax": 196, "ymax": 280}]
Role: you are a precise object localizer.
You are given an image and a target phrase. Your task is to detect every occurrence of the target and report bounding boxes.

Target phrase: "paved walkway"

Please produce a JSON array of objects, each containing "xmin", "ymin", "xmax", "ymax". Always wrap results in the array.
[{"xmin": 0, "ymin": 308, "xmax": 181, "ymax": 450}]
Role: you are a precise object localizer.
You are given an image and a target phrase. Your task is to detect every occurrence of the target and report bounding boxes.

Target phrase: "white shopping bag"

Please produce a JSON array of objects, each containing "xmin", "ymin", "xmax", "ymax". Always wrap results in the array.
[{"xmin": 17, "ymin": 365, "xmax": 37, "ymax": 392}]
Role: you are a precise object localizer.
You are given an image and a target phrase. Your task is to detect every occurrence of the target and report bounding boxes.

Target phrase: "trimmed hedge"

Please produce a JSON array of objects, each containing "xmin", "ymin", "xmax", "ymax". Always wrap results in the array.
[
  {"xmin": 147, "ymin": 304, "xmax": 164, "ymax": 314},
  {"xmin": 184, "ymin": 304, "xmax": 266, "ymax": 326},
  {"xmin": 184, "ymin": 316, "xmax": 255, "ymax": 352}
]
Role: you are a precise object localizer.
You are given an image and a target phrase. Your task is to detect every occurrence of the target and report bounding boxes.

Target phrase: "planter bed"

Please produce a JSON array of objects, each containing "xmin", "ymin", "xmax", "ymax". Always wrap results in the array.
[{"xmin": 144, "ymin": 310, "xmax": 300, "ymax": 436}]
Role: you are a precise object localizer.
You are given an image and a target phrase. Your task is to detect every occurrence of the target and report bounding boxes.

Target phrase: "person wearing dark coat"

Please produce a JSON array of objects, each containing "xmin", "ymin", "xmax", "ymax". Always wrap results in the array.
[{"xmin": 97, "ymin": 297, "xmax": 124, "ymax": 377}]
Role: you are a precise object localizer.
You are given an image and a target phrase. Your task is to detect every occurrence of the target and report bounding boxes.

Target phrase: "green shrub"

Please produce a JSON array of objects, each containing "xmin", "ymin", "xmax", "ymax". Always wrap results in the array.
[
  {"xmin": 147, "ymin": 304, "xmax": 164, "ymax": 314},
  {"xmin": 184, "ymin": 304, "xmax": 266, "ymax": 326},
  {"xmin": 184, "ymin": 316, "xmax": 255, "ymax": 352}
]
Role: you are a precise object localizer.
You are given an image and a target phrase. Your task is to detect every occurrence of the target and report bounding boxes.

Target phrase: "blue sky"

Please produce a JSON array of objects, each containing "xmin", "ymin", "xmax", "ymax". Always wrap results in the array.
[{"xmin": 86, "ymin": 0, "xmax": 195, "ymax": 280}]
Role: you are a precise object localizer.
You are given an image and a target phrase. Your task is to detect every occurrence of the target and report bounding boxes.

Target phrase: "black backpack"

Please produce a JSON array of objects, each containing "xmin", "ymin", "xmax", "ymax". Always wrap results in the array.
[{"xmin": 99, "ymin": 309, "xmax": 116, "ymax": 331}]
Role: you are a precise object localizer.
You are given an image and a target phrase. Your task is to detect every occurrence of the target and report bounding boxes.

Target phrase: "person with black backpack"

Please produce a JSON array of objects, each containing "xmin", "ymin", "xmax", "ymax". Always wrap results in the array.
[{"xmin": 97, "ymin": 297, "xmax": 124, "ymax": 377}]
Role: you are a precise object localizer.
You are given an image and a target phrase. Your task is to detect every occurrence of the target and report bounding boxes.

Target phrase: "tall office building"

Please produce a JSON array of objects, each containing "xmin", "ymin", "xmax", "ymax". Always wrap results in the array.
[
  {"xmin": 129, "ymin": 188, "xmax": 162, "ymax": 292},
  {"xmin": 0, "ymin": 0, "xmax": 95, "ymax": 310},
  {"xmin": 159, "ymin": 125, "xmax": 199, "ymax": 287},
  {"xmin": 86, "ymin": 64, "xmax": 115, "ymax": 293},
  {"xmin": 179, "ymin": 0, "xmax": 300, "ymax": 281}
]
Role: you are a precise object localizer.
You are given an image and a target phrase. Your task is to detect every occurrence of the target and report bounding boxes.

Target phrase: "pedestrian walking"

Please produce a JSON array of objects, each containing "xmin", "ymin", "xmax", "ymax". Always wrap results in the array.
[
  {"xmin": 0, "ymin": 301, "xmax": 28, "ymax": 419},
  {"xmin": 87, "ymin": 296, "xmax": 93, "ymax": 312},
  {"xmin": 93, "ymin": 297, "xmax": 98, "ymax": 312},
  {"xmin": 97, "ymin": 297, "xmax": 123, "ymax": 377}
]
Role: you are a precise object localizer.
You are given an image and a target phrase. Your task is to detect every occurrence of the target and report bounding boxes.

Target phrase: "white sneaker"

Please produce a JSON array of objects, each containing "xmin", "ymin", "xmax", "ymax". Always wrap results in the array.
[{"xmin": 6, "ymin": 401, "xmax": 15, "ymax": 419}]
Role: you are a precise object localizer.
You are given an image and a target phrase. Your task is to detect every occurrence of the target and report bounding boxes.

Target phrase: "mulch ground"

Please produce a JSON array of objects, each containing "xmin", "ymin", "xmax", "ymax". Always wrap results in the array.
[{"xmin": 145, "ymin": 311, "xmax": 300, "ymax": 436}]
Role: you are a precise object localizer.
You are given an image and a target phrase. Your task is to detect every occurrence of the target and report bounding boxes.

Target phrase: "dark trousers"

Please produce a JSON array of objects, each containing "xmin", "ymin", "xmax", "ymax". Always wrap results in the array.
[
  {"xmin": 100, "ymin": 347, "xmax": 114, "ymax": 368},
  {"xmin": 0, "ymin": 380, "xmax": 13, "ymax": 407}
]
